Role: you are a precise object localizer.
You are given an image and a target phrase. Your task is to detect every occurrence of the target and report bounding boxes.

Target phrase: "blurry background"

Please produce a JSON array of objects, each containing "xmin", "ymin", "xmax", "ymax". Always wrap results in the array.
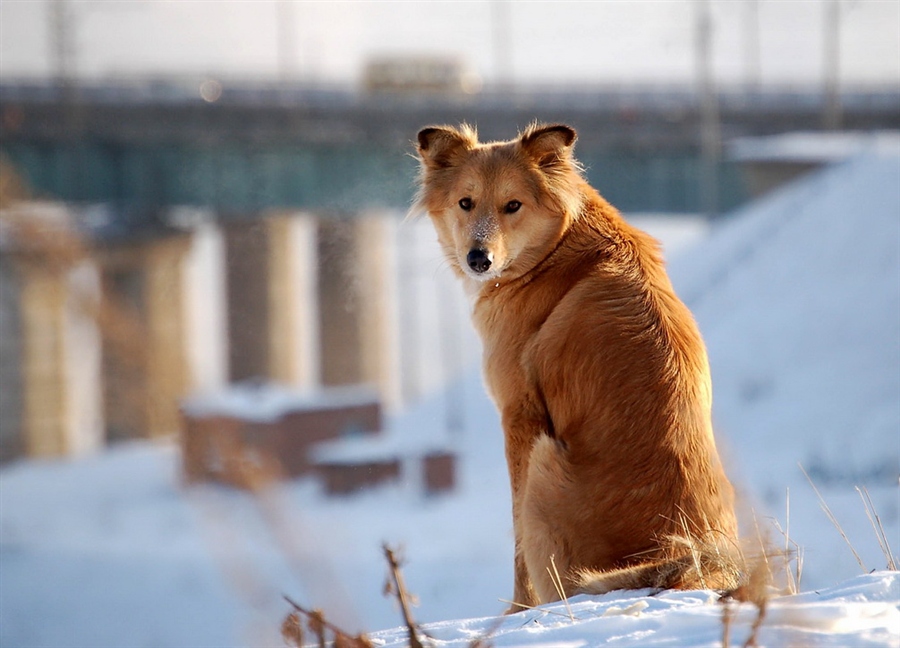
[{"xmin": 0, "ymin": 1, "xmax": 898, "ymax": 646}]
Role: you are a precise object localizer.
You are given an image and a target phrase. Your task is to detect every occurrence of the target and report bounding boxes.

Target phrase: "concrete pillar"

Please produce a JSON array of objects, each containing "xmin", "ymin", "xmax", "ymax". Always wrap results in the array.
[
  {"xmin": 267, "ymin": 212, "xmax": 319, "ymax": 389},
  {"xmin": 2, "ymin": 202, "xmax": 104, "ymax": 458},
  {"xmin": 224, "ymin": 220, "xmax": 270, "ymax": 382},
  {"xmin": 223, "ymin": 214, "xmax": 319, "ymax": 388},
  {"xmin": 182, "ymin": 221, "xmax": 228, "ymax": 393},
  {"xmin": 64, "ymin": 263, "xmax": 104, "ymax": 453},
  {"xmin": 0, "ymin": 256, "xmax": 24, "ymax": 461},
  {"xmin": 100, "ymin": 257, "xmax": 149, "ymax": 443},
  {"xmin": 21, "ymin": 265, "xmax": 68, "ymax": 455},
  {"xmin": 315, "ymin": 212, "xmax": 402, "ymax": 408},
  {"xmin": 222, "ymin": 212, "xmax": 398, "ymax": 408},
  {"xmin": 144, "ymin": 237, "xmax": 190, "ymax": 438},
  {"xmin": 19, "ymin": 256, "xmax": 102, "ymax": 457},
  {"xmin": 99, "ymin": 235, "xmax": 191, "ymax": 442},
  {"xmin": 288, "ymin": 213, "xmax": 320, "ymax": 390},
  {"xmin": 317, "ymin": 215, "xmax": 363, "ymax": 387},
  {"xmin": 355, "ymin": 212, "xmax": 401, "ymax": 410},
  {"xmin": 5, "ymin": 204, "xmax": 194, "ymax": 454}
]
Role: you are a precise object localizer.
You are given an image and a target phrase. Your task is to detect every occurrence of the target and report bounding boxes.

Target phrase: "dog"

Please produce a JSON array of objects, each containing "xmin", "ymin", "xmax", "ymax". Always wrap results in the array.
[{"xmin": 414, "ymin": 123, "xmax": 744, "ymax": 609}]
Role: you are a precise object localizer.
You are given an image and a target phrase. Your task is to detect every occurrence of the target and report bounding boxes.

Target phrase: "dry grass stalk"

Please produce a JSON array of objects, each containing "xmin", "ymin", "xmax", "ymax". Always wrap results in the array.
[
  {"xmin": 717, "ymin": 512, "xmax": 782, "ymax": 648},
  {"xmin": 383, "ymin": 544, "xmax": 426, "ymax": 648},
  {"xmin": 799, "ymin": 463, "xmax": 867, "ymax": 572},
  {"xmin": 767, "ymin": 490, "xmax": 804, "ymax": 595},
  {"xmin": 784, "ymin": 488, "xmax": 793, "ymax": 589},
  {"xmin": 280, "ymin": 612, "xmax": 304, "ymax": 647},
  {"xmin": 856, "ymin": 485, "xmax": 897, "ymax": 570},
  {"xmin": 768, "ymin": 517, "xmax": 803, "ymax": 595},
  {"xmin": 496, "ymin": 598, "xmax": 576, "ymax": 619},
  {"xmin": 721, "ymin": 597, "xmax": 733, "ymax": 648},
  {"xmin": 547, "ymin": 554, "xmax": 575, "ymax": 621},
  {"xmin": 282, "ymin": 595, "xmax": 373, "ymax": 648},
  {"xmin": 719, "ymin": 552, "xmax": 773, "ymax": 648},
  {"xmin": 741, "ymin": 597, "xmax": 767, "ymax": 648},
  {"xmin": 467, "ymin": 638, "xmax": 495, "ymax": 648},
  {"xmin": 783, "ymin": 487, "xmax": 804, "ymax": 592}
]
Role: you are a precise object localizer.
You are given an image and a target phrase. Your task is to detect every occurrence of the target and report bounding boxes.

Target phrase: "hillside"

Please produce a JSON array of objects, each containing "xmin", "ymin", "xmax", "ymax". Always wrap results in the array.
[{"xmin": 669, "ymin": 151, "xmax": 900, "ymax": 590}]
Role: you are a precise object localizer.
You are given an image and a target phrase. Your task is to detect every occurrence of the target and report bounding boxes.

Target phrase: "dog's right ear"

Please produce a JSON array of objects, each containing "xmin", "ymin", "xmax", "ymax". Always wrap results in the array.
[
  {"xmin": 520, "ymin": 123, "xmax": 577, "ymax": 169},
  {"xmin": 416, "ymin": 125, "xmax": 476, "ymax": 169}
]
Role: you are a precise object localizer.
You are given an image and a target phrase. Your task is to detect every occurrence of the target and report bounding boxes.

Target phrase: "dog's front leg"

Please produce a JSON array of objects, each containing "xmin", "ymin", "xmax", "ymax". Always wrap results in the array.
[{"xmin": 502, "ymin": 405, "xmax": 547, "ymax": 611}]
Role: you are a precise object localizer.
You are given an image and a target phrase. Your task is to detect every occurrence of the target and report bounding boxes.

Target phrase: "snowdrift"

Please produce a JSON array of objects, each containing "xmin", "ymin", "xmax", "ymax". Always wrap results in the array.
[{"xmin": 370, "ymin": 571, "xmax": 900, "ymax": 647}]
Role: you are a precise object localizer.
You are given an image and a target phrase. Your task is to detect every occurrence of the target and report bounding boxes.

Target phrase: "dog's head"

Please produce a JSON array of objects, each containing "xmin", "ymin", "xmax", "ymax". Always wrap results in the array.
[{"xmin": 414, "ymin": 123, "xmax": 585, "ymax": 283}]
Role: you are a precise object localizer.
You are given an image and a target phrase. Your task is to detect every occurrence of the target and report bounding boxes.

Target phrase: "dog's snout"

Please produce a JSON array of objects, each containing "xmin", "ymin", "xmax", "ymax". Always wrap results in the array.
[{"xmin": 467, "ymin": 248, "xmax": 493, "ymax": 274}]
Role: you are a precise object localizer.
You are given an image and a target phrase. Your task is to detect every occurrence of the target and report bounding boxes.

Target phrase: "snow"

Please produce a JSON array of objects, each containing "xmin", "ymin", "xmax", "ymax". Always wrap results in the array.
[
  {"xmin": 728, "ymin": 131, "xmax": 900, "ymax": 164},
  {"xmin": 310, "ymin": 404, "xmax": 453, "ymax": 464},
  {"xmin": 625, "ymin": 213, "xmax": 710, "ymax": 256},
  {"xmin": 667, "ymin": 150, "xmax": 900, "ymax": 591},
  {"xmin": 182, "ymin": 382, "xmax": 381, "ymax": 423},
  {"xmin": 369, "ymin": 571, "xmax": 900, "ymax": 647},
  {"xmin": 2, "ymin": 149, "xmax": 899, "ymax": 647}
]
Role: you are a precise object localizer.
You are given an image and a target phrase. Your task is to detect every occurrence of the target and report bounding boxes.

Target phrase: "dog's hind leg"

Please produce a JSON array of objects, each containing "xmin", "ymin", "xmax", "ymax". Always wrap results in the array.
[{"xmin": 520, "ymin": 435, "xmax": 581, "ymax": 603}]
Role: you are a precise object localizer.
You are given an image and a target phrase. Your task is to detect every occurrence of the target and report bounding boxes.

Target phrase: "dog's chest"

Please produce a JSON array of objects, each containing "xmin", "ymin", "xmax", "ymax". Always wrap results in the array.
[{"xmin": 472, "ymin": 291, "xmax": 552, "ymax": 408}]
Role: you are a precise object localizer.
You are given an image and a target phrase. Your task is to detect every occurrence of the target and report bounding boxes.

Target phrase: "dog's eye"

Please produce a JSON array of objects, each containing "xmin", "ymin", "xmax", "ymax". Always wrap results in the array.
[
  {"xmin": 505, "ymin": 200, "xmax": 522, "ymax": 214},
  {"xmin": 458, "ymin": 197, "xmax": 473, "ymax": 211}
]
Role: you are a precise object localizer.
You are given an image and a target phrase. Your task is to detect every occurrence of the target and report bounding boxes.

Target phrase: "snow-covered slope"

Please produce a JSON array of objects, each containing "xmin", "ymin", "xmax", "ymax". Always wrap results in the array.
[{"xmin": 668, "ymin": 151, "xmax": 900, "ymax": 589}]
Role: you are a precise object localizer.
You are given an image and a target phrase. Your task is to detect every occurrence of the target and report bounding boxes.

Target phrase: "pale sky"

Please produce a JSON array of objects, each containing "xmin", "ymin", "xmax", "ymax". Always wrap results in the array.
[{"xmin": 1, "ymin": 0, "xmax": 898, "ymax": 88}]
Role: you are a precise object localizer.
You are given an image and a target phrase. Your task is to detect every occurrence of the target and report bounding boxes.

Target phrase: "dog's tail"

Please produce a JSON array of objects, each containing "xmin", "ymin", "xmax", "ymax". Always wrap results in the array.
[{"xmin": 574, "ymin": 533, "xmax": 747, "ymax": 596}]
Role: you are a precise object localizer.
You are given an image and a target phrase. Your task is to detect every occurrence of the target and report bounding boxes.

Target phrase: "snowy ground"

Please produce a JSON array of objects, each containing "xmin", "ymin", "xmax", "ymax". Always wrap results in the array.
[
  {"xmin": 370, "ymin": 571, "xmax": 900, "ymax": 647},
  {"xmin": 2, "ymin": 152, "xmax": 899, "ymax": 646}
]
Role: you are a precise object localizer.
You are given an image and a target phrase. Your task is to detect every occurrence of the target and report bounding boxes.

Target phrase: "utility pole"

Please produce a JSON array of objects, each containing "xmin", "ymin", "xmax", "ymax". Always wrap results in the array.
[
  {"xmin": 823, "ymin": 0, "xmax": 842, "ymax": 130},
  {"xmin": 744, "ymin": 0, "xmax": 761, "ymax": 94},
  {"xmin": 491, "ymin": 0, "xmax": 513, "ymax": 89},
  {"xmin": 49, "ymin": 0, "xmax": 75, "ymax": 94},
  {"xmin": 277, "ymin": 0, "xmax": 299, "ymax": 82},
  {"xmin": 696, "ymin": 0, "xmax": 721, "ymax": 217},
  {"xmin": 48, "ymin": 0, "xmax": 85, "ymax": 202}
]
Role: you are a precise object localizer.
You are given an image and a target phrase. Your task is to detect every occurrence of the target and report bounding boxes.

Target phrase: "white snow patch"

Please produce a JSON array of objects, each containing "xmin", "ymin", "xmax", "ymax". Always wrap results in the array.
[
  {"xmin": 368, "ymin": 572, "xmax": 900, "ymax": 647},
  {"xmin": 728, "ymin": 130, "xmax": 900, "ymax": 163},
  {"xmin": 182, "ymin": 381, "xmax": 381, "ymax": 423}
]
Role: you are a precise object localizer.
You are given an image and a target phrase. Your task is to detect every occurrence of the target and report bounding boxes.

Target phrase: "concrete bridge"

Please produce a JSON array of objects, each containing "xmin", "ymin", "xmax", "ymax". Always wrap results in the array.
[{"xmin": 3, "ymin": 80, "xmax": 898, "ymax": 220}]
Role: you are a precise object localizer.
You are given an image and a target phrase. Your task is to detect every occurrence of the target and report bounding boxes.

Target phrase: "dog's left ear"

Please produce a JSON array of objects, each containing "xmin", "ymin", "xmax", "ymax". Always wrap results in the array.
[{"xmin": 520, "ymin": 124, "xmax": 577, "ymax": 168}]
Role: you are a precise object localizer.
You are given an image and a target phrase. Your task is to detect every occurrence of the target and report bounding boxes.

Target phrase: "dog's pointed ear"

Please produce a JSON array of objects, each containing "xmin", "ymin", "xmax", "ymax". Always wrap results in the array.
[
  {"xmin": 520, "ymin": 124, "xmax": 577, "ymax": 168},
  {"xmin": 417, "ymin": 125, "xmax": 476, "ymax": 169}
]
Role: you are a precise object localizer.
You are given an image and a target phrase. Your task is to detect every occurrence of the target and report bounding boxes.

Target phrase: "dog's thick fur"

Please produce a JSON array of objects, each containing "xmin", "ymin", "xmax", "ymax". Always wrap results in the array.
[{"xmin": 415, "ymin": 123, "xmax": 743, "ymax": 609}]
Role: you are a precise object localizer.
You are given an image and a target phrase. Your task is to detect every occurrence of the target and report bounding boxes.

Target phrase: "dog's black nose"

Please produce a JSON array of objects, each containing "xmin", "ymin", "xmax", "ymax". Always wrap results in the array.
[{"xmin": 467, "ymin": 248, "xmax": 493, "ymax": 273}]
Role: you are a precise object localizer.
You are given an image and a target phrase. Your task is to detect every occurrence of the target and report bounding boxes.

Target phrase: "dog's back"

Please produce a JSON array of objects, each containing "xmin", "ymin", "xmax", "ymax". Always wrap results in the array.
[{"xmin": 488, "ymin": 192, "xmax": 740, "ymax": 601}]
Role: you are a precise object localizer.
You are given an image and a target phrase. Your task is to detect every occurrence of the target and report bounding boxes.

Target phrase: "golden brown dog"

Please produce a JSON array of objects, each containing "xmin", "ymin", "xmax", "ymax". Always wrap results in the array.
[{"xmin": 415, "ymin": 123, "xmax": 743, "ymax": 609}]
